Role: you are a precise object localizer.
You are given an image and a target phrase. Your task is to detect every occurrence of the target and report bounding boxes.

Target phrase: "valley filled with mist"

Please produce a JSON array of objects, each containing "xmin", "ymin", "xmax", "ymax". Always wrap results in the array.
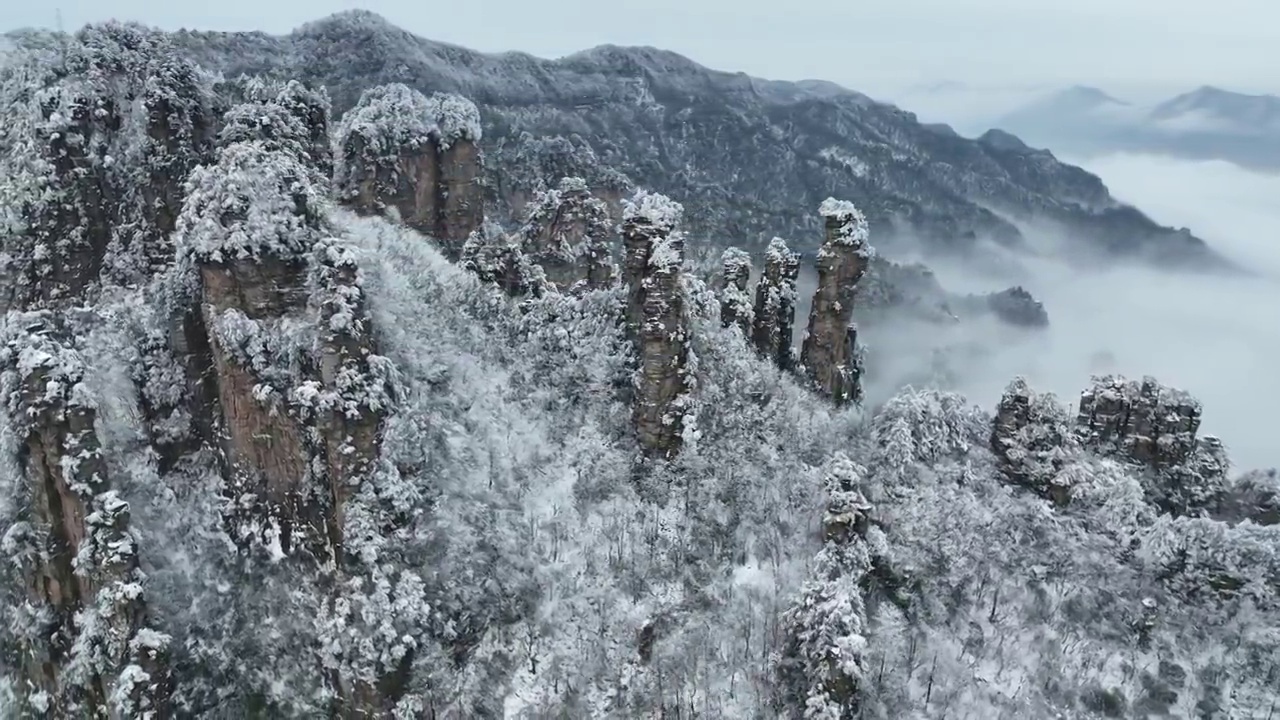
[{"xmin": 854, "ymin": 153, "xmax": 1280, "ymax": 473}]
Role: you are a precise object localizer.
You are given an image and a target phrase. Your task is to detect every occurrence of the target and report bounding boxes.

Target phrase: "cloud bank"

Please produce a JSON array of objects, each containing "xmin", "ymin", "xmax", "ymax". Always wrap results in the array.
[{"xmin": 858, "ymin": 153, "xmax": 1280, "ymax": 472}]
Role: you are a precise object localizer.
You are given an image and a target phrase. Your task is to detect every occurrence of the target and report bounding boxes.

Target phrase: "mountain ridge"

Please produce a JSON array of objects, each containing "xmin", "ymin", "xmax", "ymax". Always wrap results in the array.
[{"xmin": 86, "ymin": 8, "xmax": 1226, "ymax": 271}]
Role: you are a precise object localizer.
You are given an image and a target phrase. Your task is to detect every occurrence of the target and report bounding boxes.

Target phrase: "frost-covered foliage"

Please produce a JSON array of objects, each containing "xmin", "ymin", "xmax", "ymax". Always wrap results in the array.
[
  {"xmin": 486, "ymin": 132, "xmax": 634, "ymax": 220},
  {"xmin": 0, "ymin": 21, "xmax": 216, "ymax": 308},
  {"xmin": 851, "ymin": 383, "xmax": 1280, "ymax": 719},
  {"xmin": 215, "ymin": 79, "xmax": 333, "ymax": 179},
  {"xmin": 818, "ymin": 197, "xmax": 870, "ymax": 247},
  {"xmin": 332, "ymin": 82, "xmax": 481, "ymax": 209},
  {"xmin": 623, "ymin": 188, "xmax": 684, "ymax": 232},
  {"xmin": 1, "ymin": 22, "xmax": 1277, "ymax": 716},
  {"xmin": 991, "ymin": 376, "xmax": 1078, "ymax": 496},
  {"xmin": 174, "ymin": 140, "xmax": 327, "ymax": 269},
  {"xmin": 777, "ymin": 454, "xmax": 877, "ymax": 719}
]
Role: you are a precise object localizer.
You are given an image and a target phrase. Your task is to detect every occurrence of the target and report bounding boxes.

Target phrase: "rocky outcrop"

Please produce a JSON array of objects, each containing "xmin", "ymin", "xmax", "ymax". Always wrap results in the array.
[
  {"xmin": 622, "ymin": 191, "xmax": 691, "ymax": 460},
  {"xmin": 1076, "ymin": 375, "xmax": 1229, "ymax": 515},
  {"xmin": 0, "ymin": 25, "xmax": 216, "ymax": 713},
  {"xmin": 0, "ymin": 314, "xmax": 172, "ymax": 717},
  {"xmin": 992, "ymin": 375, "xmax": 1232, "ymax": 515},
  {"xmin": 518, "ymin": 176, "xmax": 616, "ymax": 291},
  {"xmin": 1077, "ymin": 375, "xmax": 1203, "ymax": 469},
  {"xmin": 800, "ymin": 199, "xmax": 874, "ymax": 405},
  {"xmin": 718, "ymin": 248, "xmax": 753, "ymax": 338},
  {"xmin": 952, "ymin": 286, "xmax": 1050, "ymax": 328},
  {"xmin": 462, "ymin": 219, "xmax": 542, "ymax": 297},
  {"xmin": 991, "ymin": 377, "xmax": 1077, "ymax": 503},
  {"xmin": 334, "ymin": 83, "xmax": 483, "ymax": 259},
  {"xmin": 750, "ymin": 238, "xmax": 801, "ymax": 370},
  {"xmin": 179, "ymin": 141, "xmax": 332, "ymax": 558}
]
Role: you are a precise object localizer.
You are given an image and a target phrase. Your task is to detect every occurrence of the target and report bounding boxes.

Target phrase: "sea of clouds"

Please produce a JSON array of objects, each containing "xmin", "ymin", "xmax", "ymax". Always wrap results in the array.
[{"xmin": 858, "ymin": 153, "xmax": 1280, "ymax": 472}]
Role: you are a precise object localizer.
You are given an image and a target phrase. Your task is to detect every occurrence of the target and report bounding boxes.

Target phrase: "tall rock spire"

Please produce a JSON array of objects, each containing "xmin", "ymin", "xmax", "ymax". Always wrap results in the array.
[
  {"xmin": 621, "ymin": 191, "xmax": 691, "ymax": 460},
  {"xmin": 751, "ymin": 238, "xmax": 802, "ymax": 370},
  {"xmin": 801, "ymin": 199, "xmax": 874, "ymax": 405}
]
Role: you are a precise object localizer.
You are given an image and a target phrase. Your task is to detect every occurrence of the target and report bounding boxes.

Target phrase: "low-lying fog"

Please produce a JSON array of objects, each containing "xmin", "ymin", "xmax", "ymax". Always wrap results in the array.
[{"xmin": 854, "ymin": 154, "xmax": 1280, "ymax": 472}]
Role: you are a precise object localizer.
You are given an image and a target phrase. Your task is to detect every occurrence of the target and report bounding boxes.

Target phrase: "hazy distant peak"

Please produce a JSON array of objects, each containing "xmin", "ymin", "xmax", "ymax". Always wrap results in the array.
[
  {"xmin": 1059, "ymin": 84, "xmax": 1129, "ymax": 106},
  {"xmin": 1150, "ymin": 85, "xmax": 1280, "ymax": 127}
]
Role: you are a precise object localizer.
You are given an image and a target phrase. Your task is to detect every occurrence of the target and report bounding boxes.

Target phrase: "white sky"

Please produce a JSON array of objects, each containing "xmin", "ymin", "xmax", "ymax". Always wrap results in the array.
[{"xmin": 3, "ymin": 0, "xmax": 1278, "ymax": 98}]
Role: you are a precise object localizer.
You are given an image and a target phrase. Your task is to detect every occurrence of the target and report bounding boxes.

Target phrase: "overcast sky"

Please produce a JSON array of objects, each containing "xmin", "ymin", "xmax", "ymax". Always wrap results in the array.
[{"xmin": 4, "ymin": 0, "xmax": 1279, "ymax": 98}]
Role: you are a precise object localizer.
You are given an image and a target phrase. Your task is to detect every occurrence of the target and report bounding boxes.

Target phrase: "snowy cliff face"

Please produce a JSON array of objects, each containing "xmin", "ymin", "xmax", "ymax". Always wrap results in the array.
[
  {"xmin": 1, "ymin": 18, "xmax": 1278, "ymax": 720},
  {"xmin": 158, "ymin": 10, "xmax": 1224, "ymax": 268}
]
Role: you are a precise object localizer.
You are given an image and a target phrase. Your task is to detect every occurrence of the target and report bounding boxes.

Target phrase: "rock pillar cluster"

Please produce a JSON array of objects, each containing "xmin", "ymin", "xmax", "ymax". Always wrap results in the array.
[
  {"xmin": 800, "ymin": 199, "xmax": 874, "ymax": 405},
  {"xmin": 0, "ymin": 24, "xmax": 216, "ymax": 714},
  {"xmin": 334, "ymin": 83, "xmax": 484, "ymax": 260},
  {"xmin": 1076, "ymin": 374, "xmax": 1228, "ymax": 514},
  {"xmin": 751, "ymin": 238, "xmax": 802, "ymax": 370},
  {"xmin": 622, "ymin": 190, "xmax": 691, "ymax": 460}
]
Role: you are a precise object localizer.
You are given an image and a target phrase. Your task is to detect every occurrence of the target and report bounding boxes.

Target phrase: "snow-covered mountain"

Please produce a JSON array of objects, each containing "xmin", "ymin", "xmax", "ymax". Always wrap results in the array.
[
  {"xmin": 0, "ymin": 16, "xmax": 1276, "ymax": 720},
  {"xmin": 995, "ymin": 84, "xmax": 1280, "ymax": 172},
  {"xmin": 134, "ymin": 10, "xmax": 1226, "ymax": 269}
]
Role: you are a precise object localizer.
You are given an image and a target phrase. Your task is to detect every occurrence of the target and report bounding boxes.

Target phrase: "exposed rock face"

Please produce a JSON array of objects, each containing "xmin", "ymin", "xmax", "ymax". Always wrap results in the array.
[
  {"xmin": 334, "ymin": 83, "xmax": 483, "ymax": 260},
  {"xmin": 1076, "ymin": 374, "xmax": 1229, "ymax": 514},
  {"xmin": 621, "ymin": 191, "xmax": 690, "ymax": 460},
  {"xmin": 718, "ymin": 247, "xmax": 753, "ymax": 338},
  {"xmin": 518, "ymin": 176, "xmax": 616, "ymax": 291},
  {"xmin": 1077, "ymin": 375, "xmax": 1203, "ymax": 469},
  {"xmin": 750, "ymin": 238, "xmax": 801, "ymax": 369},
  {"xmin": 0, "ymin": 314, "xmax": 171, "ymax": 717},
  {"xmin": 992, "ymin": 375, "xmax": 1232, "ymax": 515},
  {"xmin": 178, "ymin": 140, "xmax": 332, "ymax": 557},
  {"xmin": 801, "ymin": 199, "xmax": 875, "ymax": 405}
]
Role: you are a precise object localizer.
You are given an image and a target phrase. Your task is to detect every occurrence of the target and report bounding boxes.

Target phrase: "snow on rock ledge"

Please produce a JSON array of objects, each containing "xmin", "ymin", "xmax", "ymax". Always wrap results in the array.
[
  {"xmin": 175, "ymin": 141, "xmax": 325, "ymax": 266},
  {"xmin": 622, "ymin": 189, "xmax": 683, "ymax": 233}
]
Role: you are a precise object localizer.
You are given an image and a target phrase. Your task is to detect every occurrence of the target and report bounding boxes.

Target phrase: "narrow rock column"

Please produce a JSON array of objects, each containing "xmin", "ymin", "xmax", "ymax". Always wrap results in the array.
[
  {"xmin": 621, "ymin": 191, "xmax": 690, "ymax": 460},
  {"xmin": 750, "ymin": 238, "xmax": 801, "ymax": 369},
  {"xmin": 718, "ymin": 247, "xmax": 753, "ymax": 338},
  {"xmin": 432, "ymin": 94, "xmax": 486, "ymax": 256},
  {"xmin": 1, "ymin": 315, "xmax": 171, "ymax": 717},
  {"xmin": 801, "ymin": 199, "xmax": 874, "ymax": 405}
]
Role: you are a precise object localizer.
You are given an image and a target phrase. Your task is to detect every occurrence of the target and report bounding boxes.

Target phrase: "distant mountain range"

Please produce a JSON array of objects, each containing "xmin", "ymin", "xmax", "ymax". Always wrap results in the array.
[{"xmin": 994, "ymin": 84, "xmax": 1280, "ymax": 172}]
